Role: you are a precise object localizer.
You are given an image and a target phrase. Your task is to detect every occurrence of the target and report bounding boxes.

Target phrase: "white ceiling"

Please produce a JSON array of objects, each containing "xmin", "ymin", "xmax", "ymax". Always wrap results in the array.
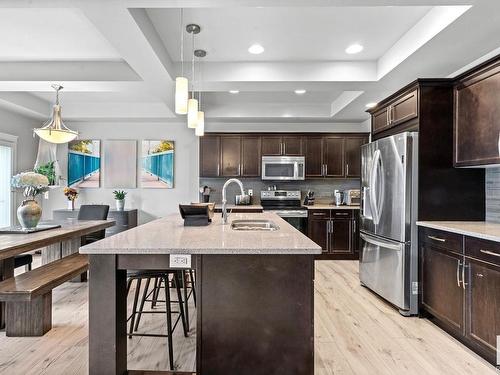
[
  {"xmin": 0, "ymin": 8, "xmax": 121, "ymax": 61},
  {"xmin": 0, "ymin": 0, "xmax": 498, "ymax": 127},
  {"xmin": 147, "ymin": 7, "xmax": 432, "ymax": 61}
]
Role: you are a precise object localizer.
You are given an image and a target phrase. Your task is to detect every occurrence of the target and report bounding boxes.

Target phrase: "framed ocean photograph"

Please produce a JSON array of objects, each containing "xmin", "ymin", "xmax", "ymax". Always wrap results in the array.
[
  {"xmin": 67, "ymin": 140, "xmax": 101, "ymax": 188},
  {"xmin": 141, "ymin": 140, "xmax": 174, "ymax": 188}
]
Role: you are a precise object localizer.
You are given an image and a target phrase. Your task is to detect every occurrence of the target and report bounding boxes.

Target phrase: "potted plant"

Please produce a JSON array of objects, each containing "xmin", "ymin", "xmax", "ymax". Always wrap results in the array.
[
  {"xmin": 113, "ymin": 190, "xmax": 127, "ymax": 211},
  {"xmin": 11, "ymin": 172, "xmax": 49, "ymax": 229},
  {"xmin": 34, "ymin": 161, "xmax": 57, "ymax": 186},
  {"xmin": 63, "ymin": 187, "xmax": 79, "ymax": 210}
]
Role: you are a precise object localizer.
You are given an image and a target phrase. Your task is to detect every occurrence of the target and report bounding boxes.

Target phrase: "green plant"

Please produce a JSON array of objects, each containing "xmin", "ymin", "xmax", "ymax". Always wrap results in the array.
[
  {"xmin": 113, "ymin": 190, "xmax": 127, "ymax": 200},
  {"xmin": 34, "ymin": 161, "xmax": 56, "ymax": 185}
]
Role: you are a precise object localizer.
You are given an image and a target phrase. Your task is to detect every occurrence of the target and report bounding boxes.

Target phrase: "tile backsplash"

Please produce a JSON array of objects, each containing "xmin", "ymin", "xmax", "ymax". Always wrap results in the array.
[
  {"xmin": 486, "ymin": 168, "xmax": 500, "ymax": 223},
  {"xmin": 198, "ymin": 178, "xmax": 360, "ymax": 205}
]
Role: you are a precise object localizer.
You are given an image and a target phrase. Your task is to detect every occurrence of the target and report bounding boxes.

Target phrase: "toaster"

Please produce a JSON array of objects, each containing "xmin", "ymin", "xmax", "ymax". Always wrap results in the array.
[{"xmin": 344, "ymin": 189, "xmax": 361, "ymax": 206}]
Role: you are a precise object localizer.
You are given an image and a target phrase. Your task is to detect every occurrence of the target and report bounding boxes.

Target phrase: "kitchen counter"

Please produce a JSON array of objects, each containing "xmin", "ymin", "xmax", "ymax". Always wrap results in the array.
[
  {"xmin": 417, "ymin": 221, "xmax": 500, "ymax": 243},
  {"xmin": 83, "ymin": 211, "xmax": 318, "ymax": 375},
  {"xmin": 304, "ymin": 204, "xmax": 360, "ymax": 210},
  {"xmin": 213, "ymin": 204, "xmax": 263, "ymax": 213},
  {"xmin": 80, "ymin": 212, "xmax": 320, "ymax": 255}
]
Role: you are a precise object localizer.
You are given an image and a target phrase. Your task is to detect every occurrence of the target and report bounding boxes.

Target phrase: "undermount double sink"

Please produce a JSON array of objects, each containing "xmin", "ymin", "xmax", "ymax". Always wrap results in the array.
[{"xmin": 230, "ymin": 219, "xmax": 279, "ymax": 231}]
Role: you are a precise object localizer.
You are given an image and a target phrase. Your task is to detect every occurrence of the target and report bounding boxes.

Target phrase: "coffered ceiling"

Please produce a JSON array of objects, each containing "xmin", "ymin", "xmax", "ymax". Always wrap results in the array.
[{"xmin": 0, "ymin": 0, "xmax": 498, "ymax": 127}]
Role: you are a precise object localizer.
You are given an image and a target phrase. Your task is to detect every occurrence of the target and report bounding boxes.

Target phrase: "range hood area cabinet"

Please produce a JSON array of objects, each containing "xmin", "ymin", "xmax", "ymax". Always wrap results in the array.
[
  {"xmin": 199, "ymin": 133, "xmax": 369, "ymax": 179},
  {"xmin": 454, "ymin": 56, "xmax": 500, "ymax": 167},
  {"xmin": 420, "ymin": 227, "xmax": 500, "ymax": 365}
]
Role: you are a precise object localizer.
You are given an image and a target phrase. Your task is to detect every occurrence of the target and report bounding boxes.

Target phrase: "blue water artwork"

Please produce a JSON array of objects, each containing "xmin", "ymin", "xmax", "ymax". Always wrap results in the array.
[
  {"xmin": 141, "ymin": 140, "xmax": 174, "ymax": 188},
  {"xmin": 68, "ymin": 140, "xmax": 101, "ymax": 188}
]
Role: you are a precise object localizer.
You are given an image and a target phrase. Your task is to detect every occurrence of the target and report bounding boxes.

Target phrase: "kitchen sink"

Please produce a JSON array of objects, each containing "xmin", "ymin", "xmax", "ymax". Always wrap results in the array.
[{"xmin": 230, "ymin": 219, "xmax": 279, "ymax": 231}]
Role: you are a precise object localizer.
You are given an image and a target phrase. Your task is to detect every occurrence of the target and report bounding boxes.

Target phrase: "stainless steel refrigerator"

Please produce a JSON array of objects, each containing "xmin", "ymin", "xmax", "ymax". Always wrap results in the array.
[{"xmin": 359, "ymin": 132, "xmax": 419, "ymax": 316}]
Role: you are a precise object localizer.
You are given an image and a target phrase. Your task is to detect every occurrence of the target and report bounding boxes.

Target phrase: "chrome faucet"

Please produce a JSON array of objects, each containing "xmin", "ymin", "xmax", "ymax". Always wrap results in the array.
[{"xmin": 221, "ymin": 178, "xmax": 245, "ymax": 224}]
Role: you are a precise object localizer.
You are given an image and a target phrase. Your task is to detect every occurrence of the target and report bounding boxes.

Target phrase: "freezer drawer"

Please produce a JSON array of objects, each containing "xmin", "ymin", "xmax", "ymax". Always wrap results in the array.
[{"xmin": 359, "ymin": 231, "xmax": 410, "ymax": 311}]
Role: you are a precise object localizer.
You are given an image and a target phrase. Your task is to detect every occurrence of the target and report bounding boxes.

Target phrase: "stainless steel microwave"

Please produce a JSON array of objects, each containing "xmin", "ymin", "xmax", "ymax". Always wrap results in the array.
[{"xmin": 261, "ymin": 156, "xmax": 305, "ymax": 181}]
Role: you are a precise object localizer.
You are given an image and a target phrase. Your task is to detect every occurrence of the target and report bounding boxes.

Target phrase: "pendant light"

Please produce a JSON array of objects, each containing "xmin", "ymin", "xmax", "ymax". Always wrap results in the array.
[
  {"xmin": 175, "ymin": 9, "xmax": 188, "ymax": 115},
  {"xmin": 33, "ymin": 85, "xmax": 78, "ymax": 144},
  {"xmin": 186, "ymin": 24, "xmax": 200, "ymax": 128},
  {"xmin": 195, "ymin": 49, "xmax": 206, "ymax": 137}
]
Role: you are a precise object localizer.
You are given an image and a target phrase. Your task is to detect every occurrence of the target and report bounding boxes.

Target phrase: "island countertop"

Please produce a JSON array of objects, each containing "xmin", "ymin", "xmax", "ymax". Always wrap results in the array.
[{"xmin": 80, "ymin": 212, "xmax": 321, "ymax": 255}]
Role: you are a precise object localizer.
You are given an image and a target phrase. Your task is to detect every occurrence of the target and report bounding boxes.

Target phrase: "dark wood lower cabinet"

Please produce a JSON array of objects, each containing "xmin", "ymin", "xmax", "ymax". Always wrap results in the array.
[
  {"xmin": 466, "ymin": 258, "xmax": 500, "ymax": 363},
  {"xmin": 421, "ymin": 244, "xmax": 464, "ymax": 335},
  {"xmin": 421, "ymin": 227, "xmax": 500, "ymax": 365},
  {"xmin": 308, "ymin": 210, "xmax": 359, "ymax": 260}
]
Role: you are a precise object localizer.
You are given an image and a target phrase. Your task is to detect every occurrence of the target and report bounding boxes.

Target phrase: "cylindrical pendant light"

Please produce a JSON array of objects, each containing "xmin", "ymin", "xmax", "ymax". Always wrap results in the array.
[
  {"xmin": 187, "ymin": 98, "xmax": 199, "ymax": 128},
  {"xmin": 195, "ymin": 111, "xmax": 205, "ymax": 136},
  {"xmin": 186, "ymin": 24, "xmax": 200, "ymax": 128},
  {"xmin": 175, "ymin": 9, "xmax": 188, "ymax": 114}
]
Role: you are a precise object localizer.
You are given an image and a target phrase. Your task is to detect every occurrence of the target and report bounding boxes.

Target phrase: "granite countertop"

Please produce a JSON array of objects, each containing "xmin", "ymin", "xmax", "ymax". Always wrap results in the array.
[
  {"xmin": 417, "ymin": 221, "xmax": 500, "ymax": 243},
  {"xmin": 80, "ymin": 212, "xmax": 321, "ymax": 255},
  {"xmin": 304, "ymin": 204, "xmax": 360, "ymax": 210},
  {"xmin": 214, "ymin": 204, "xmax": 263, "ymax": 210}
]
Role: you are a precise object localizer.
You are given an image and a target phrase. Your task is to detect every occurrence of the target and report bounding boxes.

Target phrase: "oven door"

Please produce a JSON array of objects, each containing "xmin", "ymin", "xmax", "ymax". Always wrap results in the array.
[{"xmin": 262, "ymin": 156, "xmax": 305, "ymax": 181}]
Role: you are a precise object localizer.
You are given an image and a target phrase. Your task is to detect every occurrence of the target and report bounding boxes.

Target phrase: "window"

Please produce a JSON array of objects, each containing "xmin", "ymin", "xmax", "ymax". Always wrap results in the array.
[{"xmin": 0, "ymin": 133, "xmax": 17, "ymax": 228}]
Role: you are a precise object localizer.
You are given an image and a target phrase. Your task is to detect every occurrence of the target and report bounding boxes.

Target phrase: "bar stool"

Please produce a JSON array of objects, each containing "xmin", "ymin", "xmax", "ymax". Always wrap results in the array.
[
  {"xmin": 150, "ymin": 269, "xmax": 196, "ymax": 331},
  {"xmin": 126, "ymin": 270, "xmax": 188, "ymax": 371}
]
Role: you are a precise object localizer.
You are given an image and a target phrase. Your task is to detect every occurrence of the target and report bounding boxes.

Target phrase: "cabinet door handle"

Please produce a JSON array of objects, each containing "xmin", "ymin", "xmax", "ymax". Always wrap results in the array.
[
  {"xmin": 353, "ymin": 219, "xmax": 356, "ymax": 234},
  {"xmin": 456, "ymin": 260, "xmax": 462, "ymax": 287},
  {"xmin": 336, "ymin": 212, "xmax": 349, "ymax": 216},
  {"xmin": 313, "ymin": 212, "xmax": 325, "ymax": 216},
  {"xmin": 386, "ymin": 107, "xmax": 390, "ymax": 125},
  {"xmin": 329, "ymin": 220, "xmax": 334, "ymax": 234},
  {"xmin": 390, "ymin": 106, "xmax": 395, "ymax": 123},
  {"xmin": 427, "ymin": 235, "xmax": 446, "ymax": 243},
  {"xmin": 283, "ymin": 143, "xmax": 286, "ymax": 155},
  {"xmin": 346, "ymin": 164, "xmax": 349, "ymax": 176},
  {"xmin": 325, "ymin": 164, "xmax": 328, "ymax": 176},
  {"xmin": 480, "ymin": 249, "xmax": 500, "ymax": 258},
  {"xmin": 462, "ymin": 263, "xmax": 467, "ymax": 289},
  {"xmin": 497, "ymin": 132, "xmax": 500, "ymax": 157}
]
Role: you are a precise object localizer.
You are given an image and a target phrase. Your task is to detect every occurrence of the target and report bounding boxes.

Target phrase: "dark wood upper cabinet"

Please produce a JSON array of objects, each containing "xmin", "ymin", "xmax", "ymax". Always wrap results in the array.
[
  {"xmin": 282, "ymin": 136, "xmax": 303, "ymax": 155},
  {"xmin": 323, "ymin": 137, "xmax": 344, "ymax": 177},
  {"xmin": 422, "ymin": 244, "xmax": 464, "ymax": 335},
  {"xmin": 345, "ymin": 137, "xmax": 367, "ymax": 178},
  {"xmin": 261, "ymin": 136, "xmax": 282, "ymax": 156},
  {"xmin": 454, "ymin": 59, "xmax": 500, "ymax": 167},
  {"xmin": 241, "ymin": 136, "xmax": 261, "ymax": 177},
  {"xmin": 220, "ymin": 136, "xmax": 241, "ymax": 177},
  {"xmin": 369, "ymin": 87, "xmax": 418, "ymax": 135},
  {"xmin": 199, "ymin": 136, "xmax": 220, "ymax": 177},
  {"xmin": 391, "ymin": 89, "xmax": 418, "ymax": 127},
  {"xmin": 304, "ymin": 137, "xmax": 323, "ymax": 177},
  {"xmin": 466, "ymin": 259, "xmax": 500, "ymax": 363},
  {"xmin": 372, "ymin": 107, "xmax": 391, "ymax": 134}
]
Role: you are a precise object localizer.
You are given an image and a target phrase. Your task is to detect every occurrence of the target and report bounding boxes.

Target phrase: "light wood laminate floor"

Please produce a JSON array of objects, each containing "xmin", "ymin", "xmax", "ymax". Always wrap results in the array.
[{"xmin": 0, "ymin": 259, "xmax": 496, "ymax": 374}]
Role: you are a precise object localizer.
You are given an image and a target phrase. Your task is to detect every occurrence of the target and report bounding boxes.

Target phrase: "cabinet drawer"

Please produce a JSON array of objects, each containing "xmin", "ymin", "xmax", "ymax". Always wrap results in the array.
[
  {"xmin": 308, "ymin": 210, "xmax": 330, "ymax": 218},
  {"xmin": 331, "ymin": 210, "xmax": 353, "ymax": 219},
  {"xmin": 465, "ymin": 237, "xmax": 500, "ymax": 264},
  {"xmin": 420, "ymin": 227, "xmax": 463, "ymax": 253}
]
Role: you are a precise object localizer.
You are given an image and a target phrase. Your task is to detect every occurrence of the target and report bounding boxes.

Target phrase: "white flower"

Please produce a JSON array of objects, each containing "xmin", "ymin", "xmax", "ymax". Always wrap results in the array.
[{"xmin": 11, "ymin": 172, "xmax": 49, "ymax": 188}]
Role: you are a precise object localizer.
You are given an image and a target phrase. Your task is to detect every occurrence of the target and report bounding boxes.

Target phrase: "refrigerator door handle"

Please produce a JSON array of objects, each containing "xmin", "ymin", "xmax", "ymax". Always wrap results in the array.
[
  {"xmin": 360, "ymin": 232, "xmax": 401, "ymax": 251},
  {"xmin": 369, "ymin": 149, "xmax": 381, "ymax": 225}
]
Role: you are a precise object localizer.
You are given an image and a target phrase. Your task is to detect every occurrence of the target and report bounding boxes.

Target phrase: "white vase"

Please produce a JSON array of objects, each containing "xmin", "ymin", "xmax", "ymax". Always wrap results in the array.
[
  {"xmin": 115, "ymin": 199, "xmax": 125, "ymax": 211},
  {"xmin": 67, "ymin": 200, "xmax": 75, "ymax": 210}
]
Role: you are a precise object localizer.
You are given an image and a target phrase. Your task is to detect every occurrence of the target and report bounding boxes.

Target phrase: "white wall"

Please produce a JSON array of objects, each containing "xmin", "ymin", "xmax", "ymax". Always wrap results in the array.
[
  {"xmin": 41, "ymin": 121, "xmax": 200, "ymax": 224},
  {"xmin": 0, "ymin": 106, "xmax": 38, "ymax": 172}
]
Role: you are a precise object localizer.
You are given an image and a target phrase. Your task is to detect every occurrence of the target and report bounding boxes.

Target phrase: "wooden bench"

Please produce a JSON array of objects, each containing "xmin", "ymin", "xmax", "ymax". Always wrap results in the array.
[{"xmin": 0, "ymin": 253, "xmax": 88, "ymax": 336}]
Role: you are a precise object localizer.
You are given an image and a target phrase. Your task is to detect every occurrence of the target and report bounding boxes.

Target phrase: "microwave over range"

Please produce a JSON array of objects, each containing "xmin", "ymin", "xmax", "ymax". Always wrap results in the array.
[{"xmin": 261, "ymin": 156, "xmax": 305, "ymax": 181}]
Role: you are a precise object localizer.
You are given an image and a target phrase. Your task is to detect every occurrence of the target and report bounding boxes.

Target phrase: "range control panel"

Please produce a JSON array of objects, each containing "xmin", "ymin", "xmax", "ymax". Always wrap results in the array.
[{"xmin": 260, "ymin": 190, "xmax": 301, "ymax": 200}]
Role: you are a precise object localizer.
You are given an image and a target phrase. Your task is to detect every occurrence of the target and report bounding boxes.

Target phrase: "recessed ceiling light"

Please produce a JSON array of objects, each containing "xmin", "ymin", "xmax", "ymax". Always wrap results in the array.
[
  {"xmin": 345, "ymin": 43, "xmax": 364, "ymax": 54},
  {"xmin": 294, "ymin": 89, "xmax": 306, "ymax": 95},
  {"xmin": 248, "ymin": 44, "xmax": 264, "ymax": 54},
  {"xmin": 229, "ymin": 90, "xmax": 239, "ymax": 94},
  {"xmin": 365, "ymin": 102, "xmax": 377, "ymax": 109}
]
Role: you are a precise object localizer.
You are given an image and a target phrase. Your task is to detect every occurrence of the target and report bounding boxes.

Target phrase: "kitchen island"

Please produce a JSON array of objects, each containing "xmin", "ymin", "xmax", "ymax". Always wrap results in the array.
[{"xmin": 80, "ymin": 212, "xmax": 321, "ymax": 375}]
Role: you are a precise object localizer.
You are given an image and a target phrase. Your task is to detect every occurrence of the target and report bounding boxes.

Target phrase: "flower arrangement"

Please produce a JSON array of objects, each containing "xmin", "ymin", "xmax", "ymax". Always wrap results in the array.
[
  {"xmin": 63, "ymin": 187, "xmax": 79, "ymax": 201},
  {"xmin": 11, "ymin": 172, "xmax": 49, "ymax": 199}
]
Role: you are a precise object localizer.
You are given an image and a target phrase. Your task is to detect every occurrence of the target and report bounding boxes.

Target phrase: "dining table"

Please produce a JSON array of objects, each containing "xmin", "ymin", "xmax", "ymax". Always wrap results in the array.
[{"xmin": 0, "ymin": 219, "xmax": 115, "ymax": 327}]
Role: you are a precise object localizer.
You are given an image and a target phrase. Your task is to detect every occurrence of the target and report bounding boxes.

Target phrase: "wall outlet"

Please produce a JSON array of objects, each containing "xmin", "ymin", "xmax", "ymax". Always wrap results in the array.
[
  {"xmin": 169, "ymin": 254, "xmax": 191, "ymax": 269},
  {"xmin": 248, "ymin": 189, "xmax": 253, "ymax": 196}
]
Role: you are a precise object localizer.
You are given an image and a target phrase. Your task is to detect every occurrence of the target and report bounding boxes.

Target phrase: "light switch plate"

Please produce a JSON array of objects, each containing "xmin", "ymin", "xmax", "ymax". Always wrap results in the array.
[{"xmin": 169, "ymin": 254, "xmax": 192, "ymax": 269}]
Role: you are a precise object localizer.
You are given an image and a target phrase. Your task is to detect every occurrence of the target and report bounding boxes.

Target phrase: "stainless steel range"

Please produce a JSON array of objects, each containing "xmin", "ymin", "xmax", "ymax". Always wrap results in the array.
[{"xmin": 260, "ymin": 190, "xmax": 308, "ymax": 234}]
